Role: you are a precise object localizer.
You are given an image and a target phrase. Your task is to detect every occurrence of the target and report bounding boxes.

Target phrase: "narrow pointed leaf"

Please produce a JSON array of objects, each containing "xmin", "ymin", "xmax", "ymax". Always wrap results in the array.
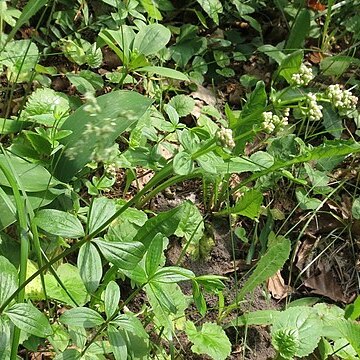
[
  {"xmin": 104, "ymin": 281, "xmax": 120, "ymax": 319},
  {"xmin": 78, "ymin": 242, "xmax": 103, "ymax": 293}
]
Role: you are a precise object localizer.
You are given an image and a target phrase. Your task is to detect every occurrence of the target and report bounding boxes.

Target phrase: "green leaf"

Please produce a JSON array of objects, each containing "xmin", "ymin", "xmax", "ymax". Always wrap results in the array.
[
  {"xmin": 0, "ymin": 317, "xmax": 11, "ymax": 359},
  {"xmin": 232, "ymin": 81, "xmax": 267, "ymax": 153},
  {"xmin": 148, "ymin": 282, "xmax": 177, "ymax": 314},
  {"xmin": 104, "ymin": 281, "xmax": 120, "ymax": 319},
  {"xmin": 5, "ymin": 303, "xmax": 53, "ymax": 337},
  {"xmin": 139, "ymin": 0, "xmax": 162, "ymax": 19},
  {"xmin": 54, "ymin": 91, "xmax": 152, "ymax": 182},
  {"xmin": 0, "ymin": 153, "xmax": 59, "ymax": 192},
  {"xmin": 286, "ymin": 9, "xmax": 310, "ymax": 51},
  {"xmin": 173, "ymin": 152, "xmax": 194, "ymax": 175},
  {"xmin": 7, "ymin": 0, "xmax": 47, "ymax": 42},
  {"xmin": 108, "ymin": 324, "xmax": 127, "ymax": 360},
  {"xmin": 88, "ymin": 197, "xmax": 116, "ymax": 234},
  {"xmin": 94, "ymin": 239, "xmax": 145, "ymax": 270},
  {"xmin": 196, "ymin": 0, "xmax": 223, "ymax": 25},
  {"xmin": 22, "ymin": 88, "xmax": 70, "ymax": 126},
  {"xmin": 322, "ymin": 103, "xmax": 343, "ymax": 138},
  {"xmin": 137, "ymin": 66, "xmax": 189, "ymax": 81},
  {"xmin": 185, "ymin": 321, "xmax": 231, "ymax": 360},
  {"xmin": 236, "ymin": 237, "xmax": 291, "ymax": 301},
  {"xmin": 226, "ymin": 310, "xmax": 279, "ymax": 328},
  {"xmin": 34, "ymin": 209, "xmax": 84, "ymax": 238},
  {"xmin": 278, "ymin": 50, "xmax": 303, "ymax": 84},
  {"xmin": 170, "ymin": 25, "xmax": 207, "ymax": 68},
  {"xmin": 0, "ymin": 118, "xmax": 28, "ymax": 135},
  {"xmin": 174, "ymin": 200, "xmax": 204, "ymax": 245},
  {"xmin": 220, "ymin": 189, "xmax": 263, "ymax": 219},
  {"xmin": 258, "ymin": 44, "xmax": 286, "ymax": 64},
  {"xmin": 133, "ymin": 24, "xmax": 171, "ymax": 56},
  {"xmin": 151, "ymin": 266, "xmax": 194, "ymax": 283},
  {"xmin": 78, "ymin": 242, "xmax": 102, "ymax": 294},
  {"xmin": 0, "ymin": 40, "xmax": 39, "ymax": 83},
  {"xmin": 169, "ymin": 95, "xmax": 195, "ymax": 117},
  {"xmin": 295, "ymin": 188, "xmax": 322, "ymax": 210},
  {"xmin": 336, "ymin": 319, "xmax": 360, "ymax": 355},
  {"xmin": 0, "ymin": 255, "xmax": 18, "ymax": 308},
  {"xmin": 271, "ymin": 306, "xmax": 323, "ymax": 358},
  {"xmin": 133, "ymin": 205, "xmax": 185, "ymax": 248},
  {"xmin": 53, "ymin": 349, "xmax": 81, "ymax": 360},
  {"xmin": 320, "ymin": 56, "xmax": 360, "ymax": 76},
  {"xmin": 60, "ymin": 307, "xmax": 104, "ymax": 328},
  {"xmin": 145, "ymin": 233, "xmax": 165, "ymax": 278},
  {"xmin": 45, "ymin": 263, "xmax": 88, "ymax": 307},
  {"xmin": 111, "ymin": 313, "xmax": 148, "ymax": 338},
  {"xmin": 0, "ymin": 188, "xmax": 63, "ymax": 231}
]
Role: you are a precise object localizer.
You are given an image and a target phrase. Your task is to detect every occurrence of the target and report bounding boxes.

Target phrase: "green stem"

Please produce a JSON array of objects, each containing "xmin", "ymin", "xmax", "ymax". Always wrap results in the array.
[{"xmin": 0, "ymin": 151, "xmax": 30, "ymax": 359}]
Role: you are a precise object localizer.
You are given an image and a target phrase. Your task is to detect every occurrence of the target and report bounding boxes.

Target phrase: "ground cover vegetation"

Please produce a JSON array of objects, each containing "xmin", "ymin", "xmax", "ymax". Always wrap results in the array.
[{"xmin": 0, "ymin": 0, "xmax": 360, "ymax": 359}]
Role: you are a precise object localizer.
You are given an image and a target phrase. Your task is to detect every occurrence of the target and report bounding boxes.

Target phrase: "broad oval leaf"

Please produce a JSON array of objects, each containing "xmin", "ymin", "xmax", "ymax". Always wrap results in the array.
[
  {"xmin": 133, "ymin": 24, "xmax": 171, "ymax": 56},
  {"xmin": 173, "ymin": 152, "xmax": 194, "ymax": 175},
  {"xmin": 5, "ymin": 303, "xmax": 53, "ymax": 337},
  {"xmin": 94, "ymin": 239, "xmax": 145, "ymax": 270},
  {"xmin": 88, "ymin": 197, "xmax": 116, "ymax": 234},
  {"xmin": 78, "ymin": 242, "xmax": 103, "ymax": 294},
  {"xmin": 34, "ymin": 209, "xmax": 84, "ymax": 238},
  {"xmin": 60, "ymin": 307, "xmax": 104, "ymax": 328}
]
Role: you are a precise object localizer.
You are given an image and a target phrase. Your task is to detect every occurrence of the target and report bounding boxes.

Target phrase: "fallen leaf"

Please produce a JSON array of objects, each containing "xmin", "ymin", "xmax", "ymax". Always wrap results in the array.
[
  {"xmin": 308, "ymin": 51, "xmax": 323, "ymax": 64},
  {"xmin": 304, "ymin": 263, "xmax": 348, "ymax": 303},
  {"xmin": 267, "ymin": 270, "xmax": 291, "ymax": 300}
]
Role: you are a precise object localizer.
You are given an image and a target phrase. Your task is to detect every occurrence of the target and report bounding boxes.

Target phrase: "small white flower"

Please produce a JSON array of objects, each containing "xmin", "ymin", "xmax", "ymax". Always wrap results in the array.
[
  {"xmin": 326, "ymin": 84, "xmax": 358, "ymax": 118},
  {"xmin": 290, "ymin": 63, "xmax": 314, "ymax": 87},
  {"xmin": 302, "ymin": 93, "xmax": 323, "ymax": 121},
  {"xmin": 261, "ymin": 111, "xmax": 288, "ymax": 133},
  {"xmin": 218, "ymin": 127, "xmax": 235, "ymax": 149}
]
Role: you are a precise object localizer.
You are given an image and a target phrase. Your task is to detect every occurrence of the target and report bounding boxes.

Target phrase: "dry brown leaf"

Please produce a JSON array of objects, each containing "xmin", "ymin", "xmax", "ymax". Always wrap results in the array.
[
  {"xmin": 267, "ymin": 270, "xmax": 291, "ymax": 300},
  {"xmin": 304, "ymin": 263, "xmax": 348, "ymax": 303}
]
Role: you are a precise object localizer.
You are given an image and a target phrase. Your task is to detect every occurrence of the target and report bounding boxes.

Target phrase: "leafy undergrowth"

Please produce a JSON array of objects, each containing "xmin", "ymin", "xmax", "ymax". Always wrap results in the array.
[{"xmin": 1, "ymin": 0, "xmax": 360, "ymax": 359}]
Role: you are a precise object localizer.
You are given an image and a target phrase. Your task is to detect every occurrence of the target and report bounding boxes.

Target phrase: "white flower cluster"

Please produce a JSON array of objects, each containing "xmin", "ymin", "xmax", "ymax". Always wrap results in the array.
[
  {"xmin": 326, "ymin": 84, "xmax": 358, "ymax": 118},
  {"xmin": 218, "ymin": 127, "xmax": 235, "ymax": 149},
  {"xmin": 262, "ymin": 111, "xmax": 289, "ymax": 133},
  {"xmin": 303, "ymin": 93, "xmax": 323, "ymax": 121},
  {"xmin": 290, "ymin": 63, "xmax": 313, "ymax": 86}
]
